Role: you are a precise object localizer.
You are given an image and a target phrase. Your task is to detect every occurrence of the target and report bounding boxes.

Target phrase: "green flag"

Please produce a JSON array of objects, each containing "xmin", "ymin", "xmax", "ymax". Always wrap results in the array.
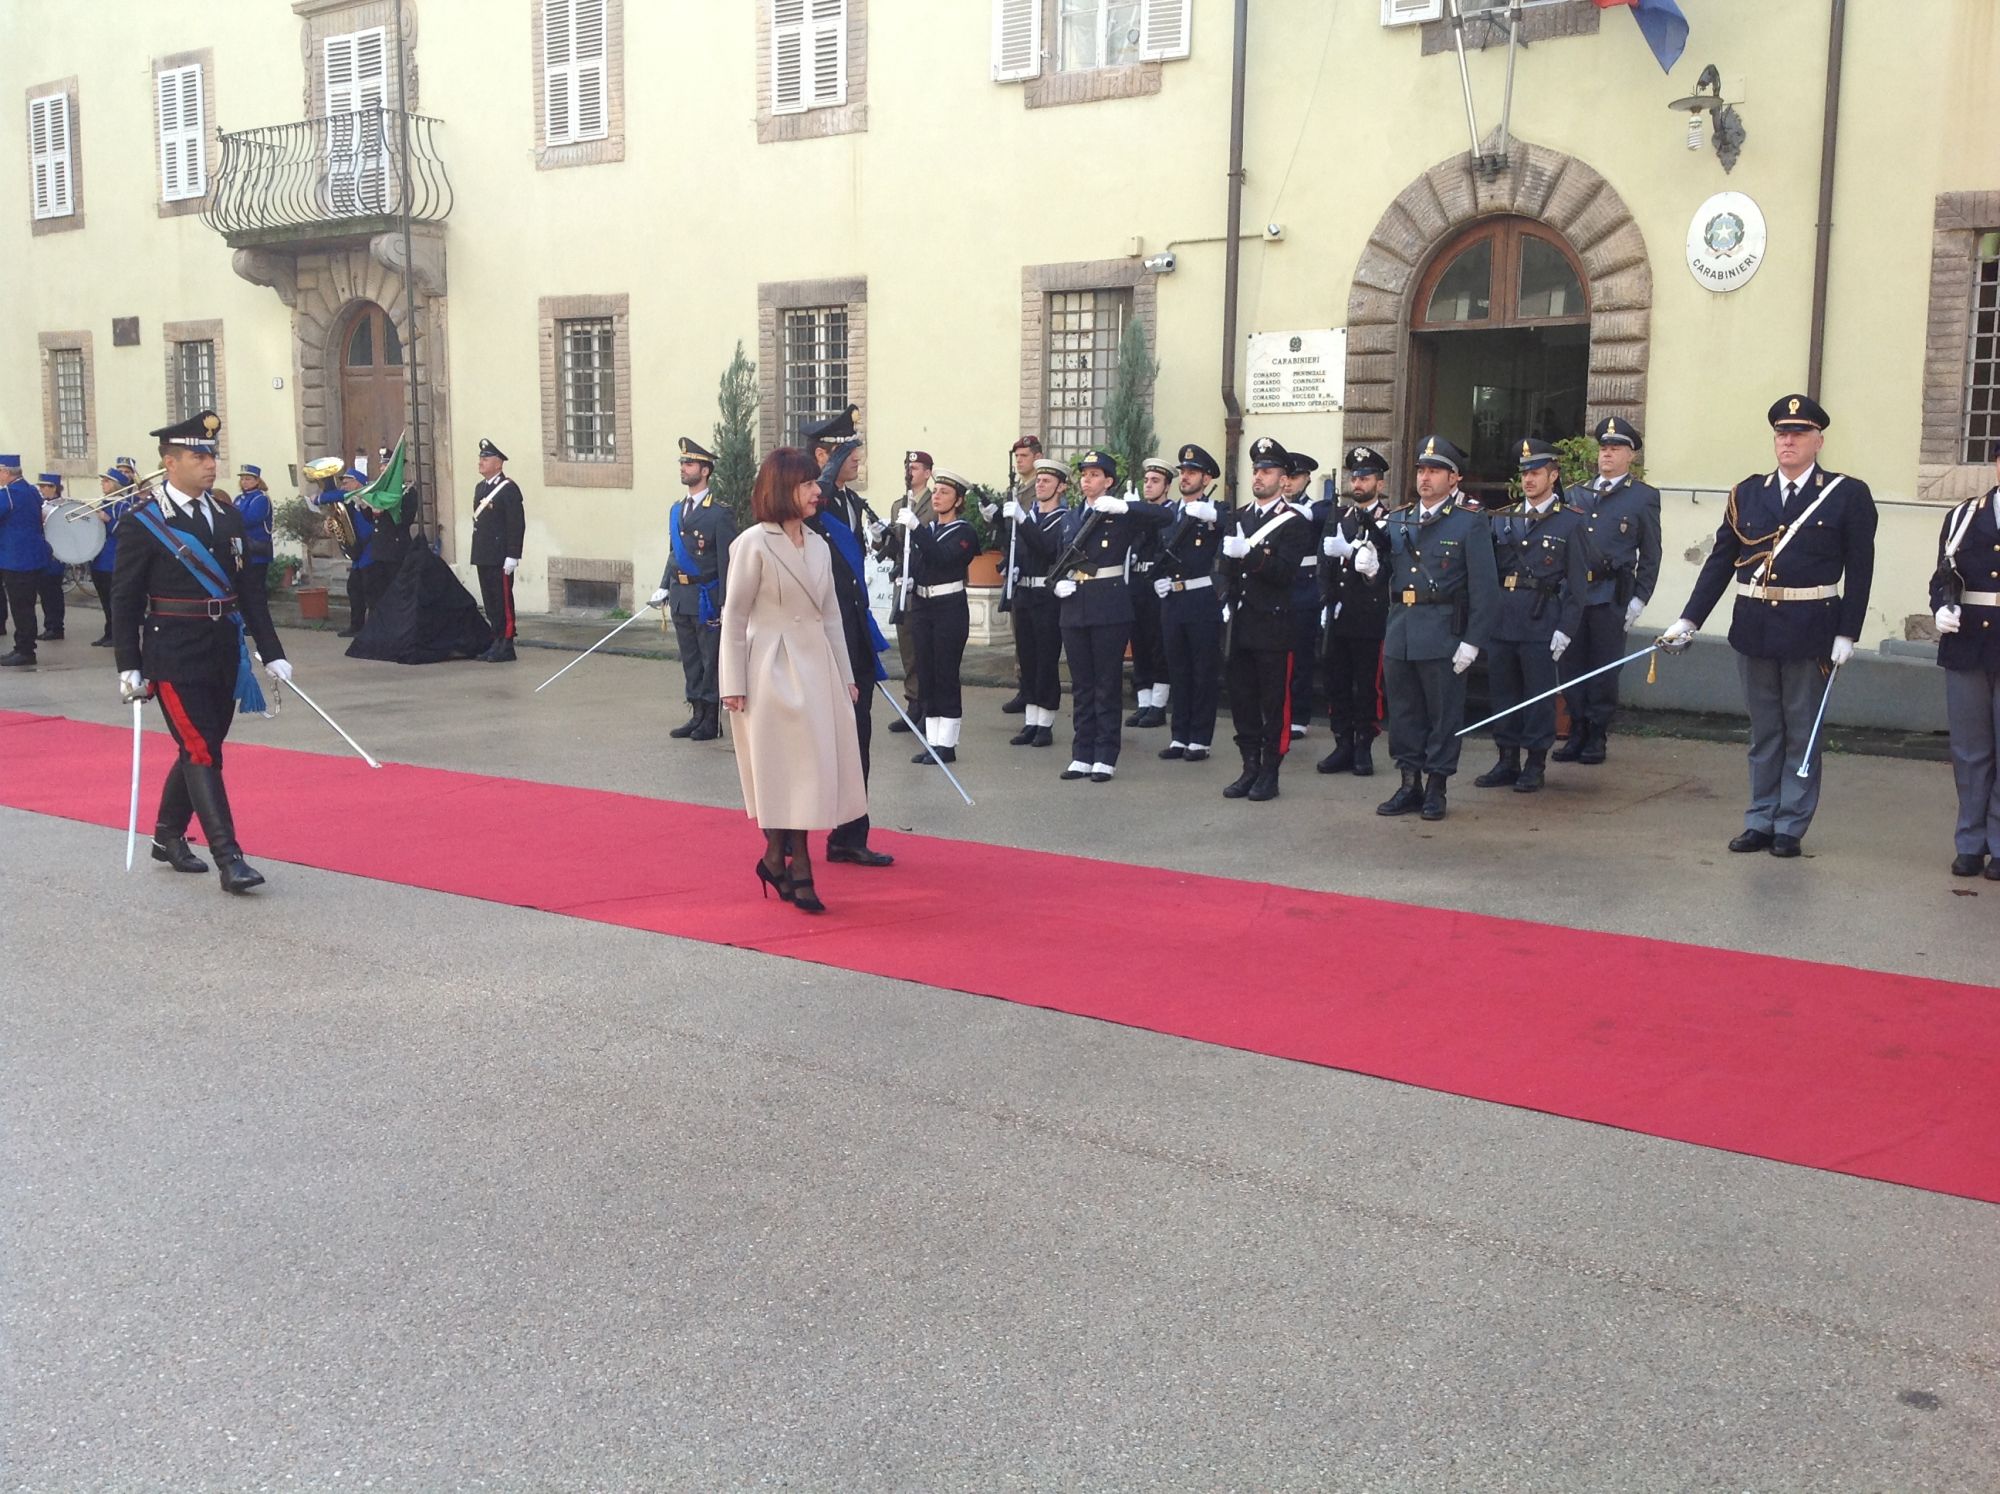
[{"xmin": 353, "ymin": 433, "xmax": 408, "ymax": 523}]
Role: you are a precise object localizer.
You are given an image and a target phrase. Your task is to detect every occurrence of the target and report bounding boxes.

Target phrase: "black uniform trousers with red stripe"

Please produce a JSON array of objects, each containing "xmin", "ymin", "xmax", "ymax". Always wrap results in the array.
[
  {"xmin": 477, "ymin": 563, "xmax": 516, "ymax": 641},
  {"xmin": 154, "ymin": 679, "xmax": 236, "ymax": 833}
]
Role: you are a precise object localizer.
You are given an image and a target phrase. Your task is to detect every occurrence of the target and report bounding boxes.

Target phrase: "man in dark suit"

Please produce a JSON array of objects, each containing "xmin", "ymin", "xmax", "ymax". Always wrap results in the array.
[
  {"xmin": 1659, "ymin": 394, "xmax": 1877, "ymax": 857},
  {"xmin": 1559, "ymin": 416, "xmax": 1662, "ymax": 764},
  {"xmin": 1932, "ymin": 442, "xmax": 2000, "ymax": 879},
  {"xmin": 110, "ymin": 411, "xmax": 290, "ymax": 893},
  {"xmin": 1219, "ymin": 437, "xmax": 1318, "ymax": 802},
  {"xmin": 1316, "ymin": 445, "xmax": 1395, "ymax": 778},
  {"xmin": 809, "ymin": 447, "xmax": 895, "ymax": 868},
  {"xmin": 468, "ymin": 438, "xmax": 525, "ymax": 663}
]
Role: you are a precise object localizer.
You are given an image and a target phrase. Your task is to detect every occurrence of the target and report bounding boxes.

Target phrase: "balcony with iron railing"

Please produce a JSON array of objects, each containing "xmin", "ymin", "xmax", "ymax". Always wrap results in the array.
[{"xmin": 201, "ymin": 108, "xmax": 452, "ymax": 247}]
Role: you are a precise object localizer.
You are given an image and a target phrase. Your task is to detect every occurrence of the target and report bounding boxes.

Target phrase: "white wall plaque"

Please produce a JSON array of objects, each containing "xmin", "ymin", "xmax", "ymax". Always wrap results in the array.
[
  {"xmin": 1247, "ymin": 329, "xmax": 1347, "ymax": 413},
  {"xmin": 1686, "ymin": 192, "xmax": 1767, "ymax": 293}
]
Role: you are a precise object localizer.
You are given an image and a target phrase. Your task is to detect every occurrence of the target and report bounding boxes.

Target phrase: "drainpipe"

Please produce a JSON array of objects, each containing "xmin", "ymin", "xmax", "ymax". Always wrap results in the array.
[
  {"xmin": 1805, "ymin": 0, "xmax": 1846, "ymax": 399},
  {"xmin": 1219, "ymin": 0, "xmax": 1249, "ymax": 507},
  {"xmin": 393, "ymin": 0, "xmax": 428, "ymax": 540}
]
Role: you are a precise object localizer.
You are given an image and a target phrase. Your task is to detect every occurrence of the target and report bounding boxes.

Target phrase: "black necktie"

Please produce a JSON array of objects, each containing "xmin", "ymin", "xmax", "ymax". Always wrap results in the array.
[
  {"xmin": 1784, "ymin": 482, "xmax": 1798, "ymax": 515},
  {"xmin": 187, "ymin": 501, "xmax": 211, "ymax": 542}
]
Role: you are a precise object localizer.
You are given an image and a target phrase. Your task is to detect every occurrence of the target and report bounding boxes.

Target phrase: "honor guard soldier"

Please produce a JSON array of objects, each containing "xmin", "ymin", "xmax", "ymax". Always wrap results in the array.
[
  {"xmin": 1475, "ymin": 439, "xmax": 1588, "ymax": 793},
  {"xmin": 1559, "ymin": 416, "xmax": 1662, "ymax": 764},
  {"xmin": 1124, "ymin": 457, "xmax": 1177, "ymax": 729},
  {"xmin": 1374, "ymin": 436, "xmax": 1500, "ymax": 822},
  {"xmin": 1659, "ymin": 395, "xmax": 1877, "ymax": 857},
  {"xmin": 1004, "ymin": 458, "xmax": 1073, "ymax": 748},
  {"xmin": 900, "ymin": 466, "xmax": 980, "ymax": 763},
  {"xmin": 110, "ymin": 411, "xmax": 291, "ymax": 893},
  {"xmin": 1219, "ymin": 438, "xmax": 1317, "ymax": 801},
  {"xmin": 1050, "ymin": 450, "xmax": 1174, "ymax": 781},
  {"xmin": 1282, "ymin": 449, "xmax": 1329, "ymax": 738},
  {"xmin": 468, "ymin": 438, "xmax": 526, "ymax": 663},
  {"xmin": 877, "ymin": 451, "xmax": 937, "ymax": 732},
  {"xmin": 999, "ymin": 435, "xmax": 1043, "ymax": 714},
  {"xmin": 1316, "ymin": 445, "xmax": 1395, "ymax": 777},
  {"xmin": 0, "ymin": 453, "xmax": 47, "ymax": 665},
  {"xmin": 650, "ymin": 436, "xmax": 734, "ymax": 740},
  {"xmin": 1153, "ymin": 443, "xmax": 1225, "ymax": 761},
  {"xmin": 1932, "ymin": 442, "xmax": 2000, "ymax": 879}
]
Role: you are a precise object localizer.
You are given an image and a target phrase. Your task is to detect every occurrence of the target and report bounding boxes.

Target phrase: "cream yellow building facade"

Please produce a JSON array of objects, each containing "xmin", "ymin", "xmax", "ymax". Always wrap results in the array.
[{"xmin": 3, "ymin": 0, "xmax": 1996, "ymax": 647}]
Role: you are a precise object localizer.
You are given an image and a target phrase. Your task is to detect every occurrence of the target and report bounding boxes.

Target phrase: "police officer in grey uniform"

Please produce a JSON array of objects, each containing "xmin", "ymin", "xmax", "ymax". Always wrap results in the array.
[
  {"xmin": 1558, "ymin": 416, "xmax": 1662, "ymax": 764},
  {"xmin": 1475, "ymin": 438, "xmax": 1589, "ymax": 793},
  {"xmin": 1932, "ymin": 441, "xmax": 2000, "ymax": 879},
  {"xmin": 1659, "ymin": 394, "xmax": 1877, "ymax": 857},
  {"xmin": 650, "ymin": 436, "xmax": 736, "ymax": 742},
  {"xmin": 1316, "ymin": 445, "xmax": 1395, "ymax": 777},
  {"xmin": 1374, "ymin": 436, "xmax": 1500, "ymax": 822}
]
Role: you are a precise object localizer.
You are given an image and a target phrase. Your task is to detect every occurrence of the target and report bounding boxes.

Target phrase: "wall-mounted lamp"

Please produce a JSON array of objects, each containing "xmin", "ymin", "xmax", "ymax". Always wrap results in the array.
[{"xmin": 1668, "ymin": 64, "xmax": 1747, "ymax": 175}]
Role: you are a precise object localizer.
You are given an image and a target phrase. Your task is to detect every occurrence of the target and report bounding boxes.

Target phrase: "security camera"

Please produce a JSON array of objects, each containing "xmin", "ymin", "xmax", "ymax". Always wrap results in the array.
[
  {"xmin": 1143, "ymin": 250, "xmax": 1178, "ymax": 274},
  {"xmin": 1264, "ymin": 222, "xmax": 1285, "ymax": 241}
]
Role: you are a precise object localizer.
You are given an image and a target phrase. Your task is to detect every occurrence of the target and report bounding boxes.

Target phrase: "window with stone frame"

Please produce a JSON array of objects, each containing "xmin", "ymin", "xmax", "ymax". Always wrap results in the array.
[
  {"xmin": 171, "ymin": 339, "xmax": 217, "ymax": 420},
  {"xmin": 51, "ymin": 347, "xmax": 88, "ymax": 459},
  {"xmin": 1042, "ymin": 289, "xmax": 1130, "ymax": 457},
  {"xmin": 1965, "ymin": 230, "xmax": 2000, "ymax": 466},
  {"xmin": 781, "ymin": 307, "xmax": 850, "ymax": 447},
  {"xmin": 558, "ymin": 316, "xmax": 618, "ymax": 462}
]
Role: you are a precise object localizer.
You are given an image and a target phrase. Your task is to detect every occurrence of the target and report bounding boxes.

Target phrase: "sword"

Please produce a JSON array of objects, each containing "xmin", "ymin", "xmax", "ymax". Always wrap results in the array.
[
  {"xmin": 1797, "ymin": 662, "xmax": 1840, "ymax": 779},
  {"xmin": 876, "ymin": 681, "xmax": 973, "ymax": 806},
  {"xmin": 126, "ymin": 698, "xmax": 143, "ymax": 871},
  {"xmin": 1456, "ymin": 641, "xmax": 1660, "ymax": 737},
  {"xmin": 286, "ymin": 676, "xmax": 383, "ymax": 768},
  {"xmin": 535, "ymin": 606, "xmax": 657, "ymax": 693}
]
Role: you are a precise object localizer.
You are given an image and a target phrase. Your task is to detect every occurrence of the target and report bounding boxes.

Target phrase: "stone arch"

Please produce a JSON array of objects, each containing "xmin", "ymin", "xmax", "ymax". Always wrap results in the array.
[{"xmin": 1343, "ymin": 139, "xmax": 1651, "ymax": 470}]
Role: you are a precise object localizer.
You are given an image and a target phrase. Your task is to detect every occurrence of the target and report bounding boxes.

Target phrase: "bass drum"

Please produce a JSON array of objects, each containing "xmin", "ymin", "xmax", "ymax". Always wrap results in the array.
[{"xmin": 44, "ymin": 499, "xmax": 106, "ymax": 565}]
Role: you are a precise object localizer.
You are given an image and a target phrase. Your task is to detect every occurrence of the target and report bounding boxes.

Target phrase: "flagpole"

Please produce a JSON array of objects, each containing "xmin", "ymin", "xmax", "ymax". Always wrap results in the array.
[{"xmin": 392, "ymin": 0, "xmax": 427, "ymax": 543}]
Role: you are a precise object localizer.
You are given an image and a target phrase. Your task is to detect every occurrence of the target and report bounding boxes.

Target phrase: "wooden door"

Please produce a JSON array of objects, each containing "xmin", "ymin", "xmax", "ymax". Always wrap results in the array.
[{"xmin": 339, "ymin": 303, "xmax": 405, "ymax": 474}]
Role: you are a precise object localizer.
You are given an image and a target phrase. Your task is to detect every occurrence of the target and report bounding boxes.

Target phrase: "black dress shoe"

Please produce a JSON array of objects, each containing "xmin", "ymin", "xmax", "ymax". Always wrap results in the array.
[
  {"xmin": 91, "ymin": 634, "xmax": 114, "ymax": 647},
  {"xmin": 827, "ymin": 846, "xmax": 894, "ymax": 867},
  {"xmin": 1136, "ymin": 706, "xmax": 1167, "ymax": 729},
  {"xmin": 1473, "ymin": 751, "xmax": 1520, "ymax": 788},
  {"xmin": 486, "ymin": 643, "xmax": 517, "ymax": 662},
  {"xmin": 336, "ymin": 628, "xmax": 358, "ymax": 639},
  {"xmin": 912, "ymin": 745, "xmax": 957, "ymax": 764},
  {"xmin": 1183, "ymin": 747, "xmax": 1210, "ymax": 763},
  {"xmin": 669, "ymin": 712, "xmax": 700, "ymax": 739},
  {"xmin": 1377, "ymin": 769, "xmax": 1424, "ymax": 817},
  {"xmin": 215, "ymin": 852, "xmax": 267, "ymax": 894},
  {"xmin": 1728, "ymin": 829, "xmax": 1774, "ymax": 853},
  {"xmin": 1009, "ymin": 725, "xmax": 1037, "ymax": 746},
  {"xmin": 38, "ymin": 630, "xmax": 63, "ymax": 641},
  {"xmin": 1158, "ymin": 743, "xmax": 1185, "ymax": 760},
  {"xmin": 1060, "ymin": 765, "xmax": 1090, "ymax": 781},
  {"xmin": 151, "ymin": 836, "xmax": 210, "ymax": 873},
  {"xmin": 1124, "ymin": 708, "xmax": 1145, "ymax": 727},
  {"xmin": 1551, "ymin": 735, "xmax": 1585, "ymax": 763},
  {"xmin": 1089, "ymin": 769, "xmax": 1114, "ymax": 783},
  {"xmin": 1000, "ymin": 694, "xmax": 1028, "ymax": 714},
  {"xmin": 1950, "ymin": 852, "xmax": 1985, "ymax": 877},
  {"xmin": 0, "ymin": 651, "xmax": 35, "ymax": 666},
  {"xmin": 1769, "ymin": 834, "xmax": 1803, "ymax": 859},
  {"xmin": 888, "ymin": 715, "xmax": 914, "ymax": 733},
  {"xmin": 1984, "ymin": 859, "xmax": 2000, "ymax": 881},
  {"xmin": 1030, "ymin": 726, "xmax": 1053, "ymax": 748}
]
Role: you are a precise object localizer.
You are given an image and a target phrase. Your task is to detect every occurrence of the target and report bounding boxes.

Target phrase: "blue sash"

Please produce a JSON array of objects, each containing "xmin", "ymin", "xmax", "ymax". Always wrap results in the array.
[
  {"xmin": 818, "ymin": 507, "xmax": 890, "ymax": 682},
  {"xmin": 130, "ymin": 505, "xmax": 266, "ymax": 715},
  {"xmin": 669, "ymin": 499, "xmax": 721, "ymax": 627}
]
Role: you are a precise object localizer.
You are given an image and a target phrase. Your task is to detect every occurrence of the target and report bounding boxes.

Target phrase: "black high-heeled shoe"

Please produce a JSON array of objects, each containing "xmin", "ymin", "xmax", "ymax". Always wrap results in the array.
[
  {"xmin": 755, "ymin": 859, "xmax": 793, "ymax": 901},
  {"xmin": 788, "ymin": 878, "xmax": 825, "ymax": 914}
]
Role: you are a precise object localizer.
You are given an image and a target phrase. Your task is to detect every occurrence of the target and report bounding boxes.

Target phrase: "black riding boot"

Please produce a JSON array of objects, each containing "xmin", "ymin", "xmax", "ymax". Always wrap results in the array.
[
  {"xmin": 182, "ymin": 765, "xmax": 265, "ymax": 893},
  {"xmin": 1246, "ymin": 750, "xmax": 1282, "ymax": 802},
  {"xmin": 1351, "ymin": 733, "xmax": 1376, "ymax": 777},
  {"xmin": 689, "ymin": 701, "xmax": 720, "ymax": 741},
  {"xmin": 1222, "ymin": 749, "xmax": 1261, "ymax": 799},
  {"xmin": 1420, "ymin": 772, "xmax": 1449, "ymax": 821},
  {"xmin": 1514, "ymin": 749, "xmax": 1548, "ymax": 793},
  {"xmin": 1316, "ymin": 734, "xmax": 1355, "ymax": 775},
  {"xmin": 1376, "ymin": 765, "xmax": 1423, "ymax": 817},
  {"xmin": 1474, "ymin": 747, "xmax": 1520, "ymax": 788}
]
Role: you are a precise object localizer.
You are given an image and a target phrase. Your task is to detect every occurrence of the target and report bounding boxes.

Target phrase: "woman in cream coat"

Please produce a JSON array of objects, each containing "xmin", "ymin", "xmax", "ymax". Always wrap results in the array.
[{"xmin": 720, "ymin": 447, "xmax": 868, "ymax": 914}]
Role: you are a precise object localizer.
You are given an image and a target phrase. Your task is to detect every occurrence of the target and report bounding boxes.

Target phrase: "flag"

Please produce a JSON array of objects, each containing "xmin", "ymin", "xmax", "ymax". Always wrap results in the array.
[
  {"xmin": 353, "ymin": 432, "xmax": 408, "ymax": 522},
  {"xmin": 1593, "ymin": 0, "xmax": 1689, "ymax": 74}
]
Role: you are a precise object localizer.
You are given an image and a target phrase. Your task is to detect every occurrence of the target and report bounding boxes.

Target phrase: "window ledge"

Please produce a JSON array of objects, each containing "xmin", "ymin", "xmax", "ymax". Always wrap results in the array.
[
  {"xmin": 1420, "ymin": 1, "xmax": 1598, "ymax": 54},
  {"xmin": 537, "ymin": 135, "xmax": 625, "ymax": 170},
  {"xmin": 1024, "ymin": 61, "xmax": 1161, "ymax": 110}
]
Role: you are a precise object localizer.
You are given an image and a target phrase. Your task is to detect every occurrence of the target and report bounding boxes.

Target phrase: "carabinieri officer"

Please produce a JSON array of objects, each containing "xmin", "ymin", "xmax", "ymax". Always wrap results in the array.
[
  {"xmin": 469, "ymin": 437, "xmax": 526, "ymax": 663},
  {"xmin": 1660, "ymin": 394, "xmax": 1877, "ymax": 858},
  {"xmin": 1933, "ymin": 441, "xmax": 2000, "ymax": 880},
  {"xmin": 111, "ymin": 411, "xmax": 290, "ymax": 894},
  {"xmin": 1219, "ymin": 437, "xmax": 1317, "ymax": 802},
  {"xmin": 900, "ymin": 465, "xmax": 980, "ymax": 764}
]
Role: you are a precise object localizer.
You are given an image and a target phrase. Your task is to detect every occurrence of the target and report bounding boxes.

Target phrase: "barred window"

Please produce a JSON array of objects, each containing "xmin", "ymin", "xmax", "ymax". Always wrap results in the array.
[
  {"xmin": 172, "ymin": 339, "xmax": 216, "ymax": 419},
  {"xmin": 782, "ymin": 306, "xmax": 848, "ymax": 446},
  {"xmin": 52, "ymin": 348, "xmax": 87, "ymax": 458},
  {"xmin": 1043, "ymin": 288, "xmax": 1129, "ymax": 456},
  {"xmin": 558, "ymin": 316, "xmax": 617, "ymax": 461},
  {"xmin": 1966, "ymin": 230, "xmax": 2000, "ymax": 465}
]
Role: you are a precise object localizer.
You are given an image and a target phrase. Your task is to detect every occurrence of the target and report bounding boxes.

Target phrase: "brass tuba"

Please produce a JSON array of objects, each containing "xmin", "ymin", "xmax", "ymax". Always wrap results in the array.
[{"xmin": 304, "ymin": 456, "xmax": 359, "ymax": 558}]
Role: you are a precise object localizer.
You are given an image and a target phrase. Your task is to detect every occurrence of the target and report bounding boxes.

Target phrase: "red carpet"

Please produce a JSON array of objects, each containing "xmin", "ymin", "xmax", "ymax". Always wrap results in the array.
[{"xmin": 4, "ymin": 707, "xmax": 1997, "ymax": 1205}]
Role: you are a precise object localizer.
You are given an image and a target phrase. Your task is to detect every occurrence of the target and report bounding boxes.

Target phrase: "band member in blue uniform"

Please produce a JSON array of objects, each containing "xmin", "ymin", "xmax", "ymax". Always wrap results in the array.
[
  {"xmin": 900, "ymin": 466, "xmax": 980, "ymax": 764},
  {"xmin": 1316, "ymin": 445, "xmax": 1395, "ymax": 778},
  {"xmin": 1374, "ymin": 436, "xmax": 1500, "ymax": 822},
  {"xmin": 1932, "ymin": 442, "xmax": 2000, "ymax": 879},
  {"xmin": 33, "ymin": 473, "xmax": 67, "ymax": 641},
  {"xmin": 1220, "ymin": 437, "xmax": 1318, "ymax": 801},
  {"xmin": 1004, "ymin": 459, "xmax": 1072, "ymax": 748},
  {"xmin": 233, "ymin": 463, "xmax": 275, "ymax": 598},
  {"xmin": 650, "ymin": 436, "xmax": 735, "ymax": 738},
  {"xmin": 110, "ymin": 411, "xmax": 291, "ymax": 893},
  {"xmin": 316, "ymin": 467, "xmax": 376, "ymax": 638},
  {"xmin": 1281, "ymin": 449, "xmax": 1329, "ymax": 740},
  {"xmin": 1155, "ymin": 443, "xmax": 1224, "ymax": 762},
  {"xmin": 1475, "ymin": 438, "xmax": 1589, "ymax": 793},
  {"xmin": 1659, "ymin": 395, "xmax": 1877, "ymax": 857},
  {"xmin": 469, "ymin": 438, "xmax": 526, "ymax": 663},
  {"xmin": 1558, "ymin": 416, "xmax": 1661, "ymax": 764},
  {"xmin": 1051, "ymin": 450, "xmax": 1174, "ymax": 782},
  {"xmin": 0, "ymin": 455, "xmax": 49, "ymax": 666},
  {"xmin": 88, "ymin": 468, "xmax": 132, "ymax": 646},
  {"xmin": 1123, "ymin": 457, "xmax": 1175, "ymax": 730}
]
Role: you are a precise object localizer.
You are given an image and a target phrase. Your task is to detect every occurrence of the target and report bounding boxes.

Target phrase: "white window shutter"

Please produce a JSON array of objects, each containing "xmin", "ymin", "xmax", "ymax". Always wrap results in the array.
[
  {"xmin": 1382, "ymin": 0, "xmax": 1444, "ymax": 24},
  {"xmin": 324, "ymin": 32, "xmax": 357, "ymax": 114},
  {"xmin": 1138, "ymin": 0, "xmax": 1191, "ymax": 60},
  {"xmin": 544, "ymin": 0, "xmax": 574, "ymax": 142},
  {"xmin": 771, "ymin": 0, "xmax": 807, "ymax": 114},
  {"xmin": 573, "ymin": 0, "xmax": 608, "ymax": 141},
  {"xmin": 992, "ymin": 0, "xmax": 1042, "ymax": 81},
  {"xmin": 158, "ymin": 64, "xmax": 205, "ymax": 201},
  {"xmin": 353, "ymin": 27, "xmax": 388, "ymax": 109},
  {"xmin": 808, "ymin": 0, "xmax": 846, "ymax": 108},
  {"xmin": 29, "ymin": 94, "xmax": 73, "ymax": 220}
]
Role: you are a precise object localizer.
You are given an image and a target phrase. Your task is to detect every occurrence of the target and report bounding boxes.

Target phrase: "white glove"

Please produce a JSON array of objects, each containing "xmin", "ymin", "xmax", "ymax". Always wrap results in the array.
[
  {"xmin": 118, "ymin": 669, "xmax": 147, "ymax": 703},
  {"xmin": 1333, "ymin": 602, "xmax": 1343, "ymax": 621},
  {"xmin": 979, "ymin": 502, "xmax": 998, "ymax": 522},
  {"xmin": 649, "ymin": 586, "xmax": 670, "ymax": 607},
  {"xmin": 1153, "ymin": 577, "xmax": 1172, "ymax": 599},
  {"xmin": 1053, "ymin": 579, "xmax": 1077, "ymax": 599},
  {"xmin": 1320, "ymin": 605, "xmax": 1330, "ymax": 629},
  {"xmin": 1936, "ymin": 605, "xmax": 1962, "ymax": 635},
  {"xmin": 1221, "ymin": 534, "xmax": 1251, "ymax": 560},
  {"xmin": 1324, "ymin": 530, "xmax": 1355, "ymax": 562},
  {"xmin": 1185, "ymin": 501, "xmax": 1218, "ymax": 523},
  {"xmin": 1090, "ymin": 495, "xmax": 1129, "ymax": 516},
  {"xmin": 865, "ymin": 520, "xmax": 887, "ymax": 544},
  {"xmin": 1658, "ymin": 617, "xmax": 1697, "ymax": 652},
  {"xmin": 1830, "ymin": 635, "xmax": 1855, "ymax": 666},
  {"xmin": 503, "ymin": 557, "xmax": 519, "ymax": 575},
  {"xmin": 1624, "ymin": 596, "xmax": 1644, "ymax": 627},
  {"xmin": 1550, "ymin": 630, "xmax": 1571, "ymax": 663},
  {"xmin": 265, "ymin": 658, "xmax": 293, "ymax": 684},
  {"xmin": 1002, "ymin": 500, "xmax": 1028, "ymax": 524},
  {"xmin": 1352, "ymin": 541, "xmax": 1380, "ymax": 579},
  {"xmin": 1451, "ymin": 643, "xmax": 1479, "ymax": 675},
  {"xmin": 895, "ymin": 505, "xmax": 919, "ymax": 530}
]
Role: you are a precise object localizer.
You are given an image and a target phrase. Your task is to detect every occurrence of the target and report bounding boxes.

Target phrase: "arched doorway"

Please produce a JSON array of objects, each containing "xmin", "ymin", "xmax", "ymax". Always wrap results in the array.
[
  {"xmin": 337, "ymin": 301, "xmax": 405, "ymax": 477},
  {"xmin": 1409, "ymin": 216, "xmax": 1589, "ymax": 506}
]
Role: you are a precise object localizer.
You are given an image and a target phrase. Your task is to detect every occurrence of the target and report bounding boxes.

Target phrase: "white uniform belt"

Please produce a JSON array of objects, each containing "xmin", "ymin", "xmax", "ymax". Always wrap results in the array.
[
  {"xmin": 1069, "ymin": 569, "xmax": 1126, "ymax": 582},
  {"xmin": 1015, "ymin": 575, "xmax": 1048, "ymax": 589},
  {"xmin": 1960, "ymin": 590, "xmax": 2000, "ymax": 607},
  {"xmin": 1167, "ymin": 575, "xmax": 1214, "ymax": 593},
  {"xmin": 1735, "ymin": 581, "xmax": 1839, "ymax": 602},
  {"xmin": 915, "ymin": 581, "xmax": 964, "ymax": 599}
]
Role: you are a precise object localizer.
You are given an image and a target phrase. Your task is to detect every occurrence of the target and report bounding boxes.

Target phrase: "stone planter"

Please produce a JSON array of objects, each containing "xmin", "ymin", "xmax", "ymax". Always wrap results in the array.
[{"xmin": 295, "ymin": 586, "xmax": 331, "ymax": 622}]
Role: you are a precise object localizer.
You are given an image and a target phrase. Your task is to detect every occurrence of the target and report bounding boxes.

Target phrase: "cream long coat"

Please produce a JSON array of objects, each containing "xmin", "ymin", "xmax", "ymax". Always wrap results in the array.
[{"xmin": 719, "ymin": 523, "xmax": 868, "ymax": 830}]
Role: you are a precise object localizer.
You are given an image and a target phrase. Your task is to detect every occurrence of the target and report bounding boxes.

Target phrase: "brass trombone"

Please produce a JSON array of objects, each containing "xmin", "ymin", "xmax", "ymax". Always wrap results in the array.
[{"xmin": 62, "ymin": 467, "xmax": 165, "ymax": 519}]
